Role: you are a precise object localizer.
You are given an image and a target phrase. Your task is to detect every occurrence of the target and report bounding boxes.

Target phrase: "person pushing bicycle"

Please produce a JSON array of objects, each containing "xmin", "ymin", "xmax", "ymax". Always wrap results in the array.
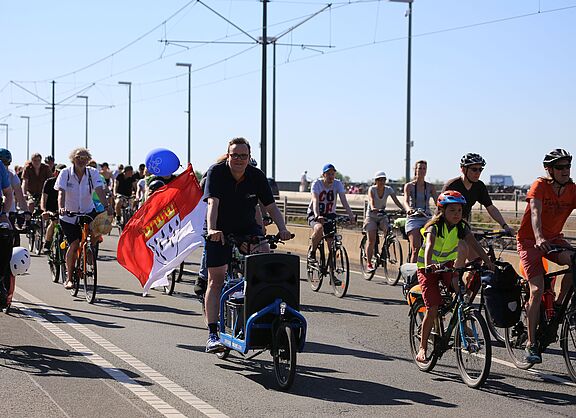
[{"xmin": 516, "ymin": 148, "xmax": 576, "ymax": 364}]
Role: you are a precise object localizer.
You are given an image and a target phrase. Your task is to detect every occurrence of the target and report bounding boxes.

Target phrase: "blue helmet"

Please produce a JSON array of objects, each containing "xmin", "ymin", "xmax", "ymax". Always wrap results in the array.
[
  {"xmin": 437, "ymin": 190, "xmax": 467, "ymax": 207},
  {"xmin": 322, "ymin": 163, "xmax": 336, "ymax": 173},
  {"xmin": 0, "ymin": 148, "xmax": 12, "ymax": 165}
]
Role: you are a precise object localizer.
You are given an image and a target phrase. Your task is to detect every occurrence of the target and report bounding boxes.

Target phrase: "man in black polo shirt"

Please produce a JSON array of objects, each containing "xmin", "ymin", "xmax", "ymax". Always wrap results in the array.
[
  {"xmin": 203, "ymin": 137, "xmax": 292, "ymax": 353},
  {"xmin": 114, "ymin": 165, "xmax": 137, "ymax": 221},
  {"xmin": 41, "ymin": 163, "xmax": 66, "ymax": 253}
]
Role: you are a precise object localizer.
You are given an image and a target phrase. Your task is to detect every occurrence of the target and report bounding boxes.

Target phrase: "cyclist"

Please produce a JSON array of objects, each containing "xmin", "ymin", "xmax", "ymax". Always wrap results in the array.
[
  {"xmin": 114, "ymin": 165, "xmax": 137, "ymax": 223},
  {"xmin": 0, "ymin": 157, "xmax": 14, "ymax": 308},
  {"xmin": 22, "ymin": 152, "xmax": 52, "ymax": 213},
  {"xmin": 415, "ymin": 191, "xmax": 494, "ymax": 363},
  {"xmin": 55, "ymin": 148, "xmax": 113, "ymax": 289},
  {"xmin": 41, "ymin": 164, "xmax": 66, "ymax": 253},
  {"xmin": 203, "ymin": 137, "xmax": 292, "ymax": 353},
  {"xmin": 307, "ymin": 163, "xmax": 355, "ymax": 262},
  {"xmin": 0, "ymin": 149, "xmax": 29, "ymax": 239},
  {"xmin": 516, "ymin": 148, "xmax": 576, "ymax": 364},
  {"xmin": 404, "ymin": 160, "xmax": 438, "ymax": 262},
  {"xmin": 363, "ymin": 171, "xmax": 405, "ymax": 272}
]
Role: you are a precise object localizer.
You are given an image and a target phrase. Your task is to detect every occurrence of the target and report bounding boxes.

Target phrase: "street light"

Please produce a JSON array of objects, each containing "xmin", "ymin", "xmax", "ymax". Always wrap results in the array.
[
  {"xmin": 176, "ymin": 63, "xmax": 192, "ymax": 165},
  {"xmin": 20, "ymin": 116, "xmax": 30, "ymax": 157},
  {"xmin": 77, "ymin": 95, "xmax": 89, "ymax": 149},
  {"xmin": 390, "ymin": 0, "xmax": 413, "ymax": 182},
  {"xmin": 118, "ymin": 81, "xmax": 132, "ymax": 164},
  {"xmin": 0, "ymin": 124, "xmax": 7, "ymax": 148}
]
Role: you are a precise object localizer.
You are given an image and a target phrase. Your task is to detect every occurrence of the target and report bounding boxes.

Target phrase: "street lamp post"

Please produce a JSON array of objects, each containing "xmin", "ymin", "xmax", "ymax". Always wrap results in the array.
[
  {"xmin": 118, "ymin": 82, "xmax": 132, "ymax": 165},
  {"xmin": 390, "ymin": 0, "xmax": 413, "ymax": 182},
  {"xmin": 77, "ymin": 95, "xmax": 89, "ymax": 149},
  {"xmin": 0, "ymin": 124, "xmax": 7, "ymax": 148},
  {"xmin": 176, "ymin": 63, "xmax": 192, "ymax": 165},
  {"xmin": 20, "ymin": 116, "xmax": 30, "ymax": 157}
]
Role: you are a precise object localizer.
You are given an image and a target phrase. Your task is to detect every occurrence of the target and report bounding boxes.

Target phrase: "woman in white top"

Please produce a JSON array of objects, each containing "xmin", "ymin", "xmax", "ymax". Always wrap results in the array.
[
  {"xmin": 55, "ymin": 148, "xmax": 113, "ymax": 289},
  {"xmin": 363, "ymin": 171, "xmax": 405, "ymax": 272}
]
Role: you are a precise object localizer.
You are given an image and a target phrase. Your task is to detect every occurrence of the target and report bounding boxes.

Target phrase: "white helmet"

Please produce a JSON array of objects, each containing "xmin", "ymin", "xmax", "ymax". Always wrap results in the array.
[
  {"xmin": 11, "ymin": 247, "xmax": 31, "ymax": 276},
  {"xmin": 374, "ymin": 171, "xmax": 387, "ymax": 180}
]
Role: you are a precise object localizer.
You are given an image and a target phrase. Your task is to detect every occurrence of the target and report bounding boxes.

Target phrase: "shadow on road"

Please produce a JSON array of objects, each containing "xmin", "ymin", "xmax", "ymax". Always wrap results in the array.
[
  {"xmin": 300, "ymin": 304, "xmax": 377, "ymax": 317},
  {"xmin": 304, "ymin": 341, "xmax": 394, "ymax": 361},
  {"xmin": 344, "ymin": 293, "xmax": 406, "ymax": 305},
  {"xmin": 0, "ymin": 344, "xmax": 151, "ymax": 385}
]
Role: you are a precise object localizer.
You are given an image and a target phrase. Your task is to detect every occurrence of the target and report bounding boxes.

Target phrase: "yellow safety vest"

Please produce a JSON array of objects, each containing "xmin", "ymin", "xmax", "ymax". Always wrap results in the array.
[{"xmin": 416, "ymin": 223, "xmax": 460, "ymax": 268}]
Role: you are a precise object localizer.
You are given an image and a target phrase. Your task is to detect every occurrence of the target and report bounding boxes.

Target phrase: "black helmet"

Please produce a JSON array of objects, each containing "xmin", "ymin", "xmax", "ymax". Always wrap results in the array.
[
  {"xmin": 44, "ymin": 155, "xmax": 54, "ymax": 163},
  {"xmin": 0, "ymin": 148, "xmax": 12, "ymax": 165},
  {"xmin": 460, "ymin": 153, "xmax": 486, "ymax": 167},
  {"xmin": 148, "ymin": 179, "xmax": 165, "ymax": 193},
  {"xmin": 543, "ymin": 148, "xmax": 572, "ymax": 167}
]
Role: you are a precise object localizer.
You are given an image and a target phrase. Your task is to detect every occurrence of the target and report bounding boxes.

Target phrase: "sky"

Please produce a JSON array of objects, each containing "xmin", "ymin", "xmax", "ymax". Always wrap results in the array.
[{"xmin": 1, "ymin": 0, "xmax": 575, "ymax": 186}]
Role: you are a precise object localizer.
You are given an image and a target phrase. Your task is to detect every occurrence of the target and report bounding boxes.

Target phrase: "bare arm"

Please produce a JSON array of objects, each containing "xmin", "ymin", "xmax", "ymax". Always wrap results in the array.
[
  {"xmin": 95, "ymin": 186, "xmax": 114, "ymax": 215},
  {"xmin": 529, "ymin": 197, "xmax": 548, "ymax": 250},
  {"xmin": 486, "ymin": 204, "xmax": 514, "ymax": 234},
  {"xmin": 206, "ymin": 197, "xmax": 224, "ymax": 244},
  {"xmin": 338, "ymin": 192, "xmax": 355, "ymax": 220},
  {"xmin": 311, "ymin": 191, "xmax": 321, "ymax": 219},
  {"xmin": 367, "ymin": 188, "xmax": 376, "ymax": 211},
  {"xmin": 57, "ymin": 190, "xmax": 66, "ymax": 214},
  {"xmin": 403, "ymin": 183, "xmax": 413, "ymax": 212},
  {"xmin": 264, "ymin": 202, "xmax": 292, "ymax": 240},
  {"xmin": 13, "ymin": 182, "xmax": 28, "ymax": 211},
  {"xmin": 21, "ymin": 178, "xmax": 29, "ymax": 196},
  {"xmin": 464, "ymin": 231, "xmax": 493, "ymax": 268},
  {"xmin": 390, "ymin": 190, "xmax": 405, "ymax": 211},
  {"xmin": 0, "ymin": 187, "xmax": 13, "ymax": 227},
  {"xmin": 423, "ymin": 229, "xmax": 435, "ymax": 267}
]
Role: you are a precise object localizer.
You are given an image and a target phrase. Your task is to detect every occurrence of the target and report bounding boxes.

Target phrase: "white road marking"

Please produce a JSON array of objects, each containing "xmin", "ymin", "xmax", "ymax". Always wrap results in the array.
[
  {"xmin": 16, "ymin": 289, "xmax": 229, "ymax": 418},
  {"xmin": 15, "ymin": 302, "xmax": 186, "ymax": 418}
]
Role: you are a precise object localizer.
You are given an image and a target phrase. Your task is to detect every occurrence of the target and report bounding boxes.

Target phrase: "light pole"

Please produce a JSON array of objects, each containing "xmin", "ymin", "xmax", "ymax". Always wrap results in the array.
[
  {"xmin": 20, "ymin": 116, "xmax": 30, "ymax": 157},
  {"xmin": 0, "ymin": 124, "xmax": 7, "ymax": 148},
  {"xmin": 118, "ymin": 82, "xmax": 132, "ymax": 165},
  {"xmin": 77, "ymin": 95, "xmax": 89, "ymax": 149},
  {"xmin": 391, "ymin": 0, "xmax": 413, "ymax": 182},
  {"xmin": 176, "ymin": 63, "xmax": 192, "ymax": 165}
]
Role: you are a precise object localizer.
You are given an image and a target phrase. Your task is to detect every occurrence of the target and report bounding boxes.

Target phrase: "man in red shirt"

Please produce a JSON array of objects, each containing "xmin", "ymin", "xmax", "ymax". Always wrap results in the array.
[
  {"xmin": 517, "ymin": 148, "xmax": 576, "ymax": 364},
  {"xmin": 22, "ymin": 152, "xmax": 53, "ymax": 212}
]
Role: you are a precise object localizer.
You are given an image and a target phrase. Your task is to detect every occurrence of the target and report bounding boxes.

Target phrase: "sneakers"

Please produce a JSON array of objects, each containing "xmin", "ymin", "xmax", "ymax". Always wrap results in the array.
[
  {"xmin": 524, "ymin": 344, "xmax": 542, "ymax": 364},
  {"xmin": 332, "ymin": 277, "xmax": 342, "ymax": 287},
  {"xmin": 206, "ymin": 333, "xmax": 225, "ymax": 353},
  {"xmin": 366, "ymin": 262, "xmax": 375, "ymax": 273}
]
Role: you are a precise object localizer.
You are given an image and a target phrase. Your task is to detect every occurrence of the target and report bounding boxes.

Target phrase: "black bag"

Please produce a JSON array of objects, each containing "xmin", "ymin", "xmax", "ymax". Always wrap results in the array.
[{"xmin": 482, "ymin": 261, "xmax": 522, "ymax": 328}]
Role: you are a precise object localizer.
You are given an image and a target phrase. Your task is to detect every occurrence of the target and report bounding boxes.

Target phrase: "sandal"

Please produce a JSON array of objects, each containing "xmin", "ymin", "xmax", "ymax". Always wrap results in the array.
[{"xmin": 64, "ymin": 280, "xmax": 74, "ymax": 290}]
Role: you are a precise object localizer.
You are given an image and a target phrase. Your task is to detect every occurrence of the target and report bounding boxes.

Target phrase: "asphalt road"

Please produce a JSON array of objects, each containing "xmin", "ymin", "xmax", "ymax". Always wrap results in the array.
[{"xmin": 1, "ymin": 230, "xmax": 575, "ymax": 418}]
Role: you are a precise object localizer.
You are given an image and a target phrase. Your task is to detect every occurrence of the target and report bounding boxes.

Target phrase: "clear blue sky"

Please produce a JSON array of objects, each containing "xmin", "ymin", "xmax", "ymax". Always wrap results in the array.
[{"xmin": 1, "ymin": 0, "xmax": 574, "ymax": 186}]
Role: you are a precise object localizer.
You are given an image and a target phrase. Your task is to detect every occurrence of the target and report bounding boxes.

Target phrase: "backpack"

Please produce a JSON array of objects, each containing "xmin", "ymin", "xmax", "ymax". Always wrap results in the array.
[{"xmin": 482, "ymin": 261, "xmax": 522, "ymax": 328}]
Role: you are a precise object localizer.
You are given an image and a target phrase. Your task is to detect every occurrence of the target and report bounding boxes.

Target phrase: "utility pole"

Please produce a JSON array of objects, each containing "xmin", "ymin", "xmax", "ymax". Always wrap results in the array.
[
  {"xmin": 176, "ymin": 63, "xmax": 192, "ymax": 165},
  {"xmin": 260, "ymin": 0, "xmax": 268, "ymax": 175},
  {"xmin": 272, "ymin": 39, "xmax": 277, "ymax": 179},
  {"xmin": 51, "ymin": 81, "xmax": 55, "ymax": 157},
  {"xmin": 77, "ymin": 95, "xmax": 89, "ymax": 148},
  {"xmin": 118, "ymin": 82, "xmax": 132, "ymax": 165}
]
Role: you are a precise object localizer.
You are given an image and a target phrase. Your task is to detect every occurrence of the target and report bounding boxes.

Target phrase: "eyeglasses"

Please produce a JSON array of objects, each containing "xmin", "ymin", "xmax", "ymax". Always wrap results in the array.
[
  {"xmin": 554, "ymin": 164, "xmax": 571, "ymax": 170},
  {"xmin": 75, "ymin": 155, "xmax": 90, "ymax": 161},
  {"xmin": 468, "ymin": 167, "xmax": 484, "ymax": 173},
  {"xmin": 229, "ymin": 153, "xmax": 249, "ymax": 161}
]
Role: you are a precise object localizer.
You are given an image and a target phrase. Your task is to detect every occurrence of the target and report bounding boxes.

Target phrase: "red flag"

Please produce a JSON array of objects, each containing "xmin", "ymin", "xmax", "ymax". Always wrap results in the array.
[{"xmin": 117, "ymin": 164, "xmax": 206, "ymax": 292}]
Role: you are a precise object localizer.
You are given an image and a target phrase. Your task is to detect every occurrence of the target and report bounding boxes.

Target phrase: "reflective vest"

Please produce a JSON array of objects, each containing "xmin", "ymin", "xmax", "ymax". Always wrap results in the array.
[{"xmin": 416, "ymin": 223, "xmax": 460, "ymax": 268}]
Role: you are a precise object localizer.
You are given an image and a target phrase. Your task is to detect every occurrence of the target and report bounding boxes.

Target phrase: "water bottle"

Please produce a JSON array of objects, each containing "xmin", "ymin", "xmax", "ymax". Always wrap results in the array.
[{"xmin": 543, "ymin": 288, "xmax": 555, "ymax": 322}]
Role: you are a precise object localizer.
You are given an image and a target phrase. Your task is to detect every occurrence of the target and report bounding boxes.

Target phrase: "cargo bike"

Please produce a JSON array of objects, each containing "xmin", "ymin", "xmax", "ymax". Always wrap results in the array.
[{"xmin": 215, "ymin": 234, "xmax": 307, "ymax": 391}]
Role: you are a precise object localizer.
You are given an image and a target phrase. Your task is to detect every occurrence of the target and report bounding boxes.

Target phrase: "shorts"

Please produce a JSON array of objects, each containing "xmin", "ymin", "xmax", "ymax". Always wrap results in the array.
[
  {"xmin": 417, "ymin": 261, "xmax": 455, "ymax": 308},
  {"xmin": 205, "ymin": 227, "xmax": 262, "ymax": 269},
  {"xmin": 517, "ymin": 238, "xmax": 567, "ymax": 281},
  {"xmin": 60, "ymin": 210, "xmax": 98, "ymax": 244},
  {"xmin": 307, "ymin": 212, "xmax": 337, "ymax": 235},
  {"xmin": 363, "ymin": 212, "xmax": 388, "ymax": 233}
]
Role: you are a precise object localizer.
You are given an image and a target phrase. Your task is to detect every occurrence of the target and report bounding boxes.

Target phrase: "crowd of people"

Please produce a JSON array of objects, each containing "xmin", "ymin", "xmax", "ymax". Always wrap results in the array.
[{"xmin": 1, "ymin": 142, "xmax": 575, "ymax": 366}]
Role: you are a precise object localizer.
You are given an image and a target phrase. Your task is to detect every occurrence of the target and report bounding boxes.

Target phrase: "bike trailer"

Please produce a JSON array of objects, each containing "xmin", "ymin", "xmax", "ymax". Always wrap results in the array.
[{"xmin": 482, "ymin": 261, "xmax": 522, "ymax": 328}]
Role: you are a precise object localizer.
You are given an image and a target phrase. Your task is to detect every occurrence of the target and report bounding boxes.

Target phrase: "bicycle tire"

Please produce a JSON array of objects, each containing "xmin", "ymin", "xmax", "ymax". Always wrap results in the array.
[
  {"xmin": 455, "ymin": 309, "xmax": 492, "ymax": 388},
  {"xmin": 306, "ymin": 245, "xmax": 323, "ymax": 292},
  {"xmin": 216, "ymin": 348, "xmax": 231, "ymax": 360},
  {"xmin": 408, "ymin": 302, "xmax": 438, "ymax": 372},
  {"xmin": 504, "ymin": 291, "xmax": 534, "ymax": 370},
  {"xmin": 164, "ymin": 268, "xmax": 177, "ymax": 295},
  {"xmin": 383, "ymin": 236, "xmax": 403, "ymax": 286},
  {"xmin": 27, "ymin": 225, "xmax": 38, "ymax": 253},
  {"xmin": 560, "ymin": 308, "xmax": 576, "ymax": 383},
  {"xmin": 359, "ymin": 235, "xmax": 376, "ymax": 281},
  {"xmin": 330, "ymin": 246, "xmax": 349, "ymax": 298},
  {"xmin": 273, "ymin": 324, "xmax": 297, "ymax": 390},
  {"xmin": 83, "ymin": 245, "xmax": 98, "ymax": 304},
  {"xmin": 49, "ymin": 240, "xmax": 60, "ymax": 283},
  {"xmin": 70, "ymin": 265, "xmax": 81, "ymax": 297},
  {"xmin": 34, "ymin": 221, "xmax": 44, "ymax": 256}
]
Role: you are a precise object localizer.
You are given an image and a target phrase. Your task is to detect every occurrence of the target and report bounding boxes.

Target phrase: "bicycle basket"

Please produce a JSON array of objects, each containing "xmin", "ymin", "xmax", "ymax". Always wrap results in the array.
[{"xmin": 91, "ymin": 212, "xmax": 114, "ymax": 235}]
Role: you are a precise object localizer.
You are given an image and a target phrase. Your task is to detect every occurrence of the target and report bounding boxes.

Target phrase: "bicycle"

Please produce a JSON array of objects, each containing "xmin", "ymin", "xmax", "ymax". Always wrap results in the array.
[
  {"xmin": 306, "ymin": 215, "xmax": 350, "ymax": 298},
  {"xmin": 504, "ymin": 245, "xmax": 576, "ymax": 383},
  {"xmin": 215, "ymin": 234, "xmax": 306, "ymax": 391},
  {"xmin": 26, "ymin": 204, "xmax": 44, "ymax": 256},
  {"xmin": 46, "ymin": 214, "xmax": 67, "ymax": 283},
  {"xmin": 359, "ymin": 210, "xmax": 405, "ymax": 284},
  {"xmin": 164, "ymin": 261, "xmax": 184, "ymax": 295},
  {"xmin": 407, "ymin": 261, "xmax": 493, "ymax": 388},
  {"xmin": 65, "ymin": 212, "xmax": 99, "ymax": 304},
  {"xmin": 116, "ymin": 195, "xmax": 136, "ymax": 231}
]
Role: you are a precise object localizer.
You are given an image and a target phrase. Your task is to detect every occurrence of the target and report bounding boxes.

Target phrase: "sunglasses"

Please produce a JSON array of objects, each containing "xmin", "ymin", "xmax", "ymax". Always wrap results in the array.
[
  {"xmin": 468, "ymin": 167, "xmax": 484, "ymax": 173},
  {"xmin": 554, "ymin": 164, "xmax": 571, "ymax": 170},
  {"xmin": 229, "ymin": 153, "xmax": 249, "ymax": 161}
]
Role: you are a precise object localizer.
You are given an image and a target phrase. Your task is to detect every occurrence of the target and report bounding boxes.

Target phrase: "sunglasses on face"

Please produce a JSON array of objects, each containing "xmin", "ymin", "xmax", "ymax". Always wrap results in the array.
[
  {"xmin": 229, "ymin": 153, "xmax": 249, "ymax": 161},
  {"xmin": 468, "ymin": 167, "xmax": 484, "ymax": 173},
  {"xmin": 554, "ymin": 164, "xmax": 571, "ymax": 170}
]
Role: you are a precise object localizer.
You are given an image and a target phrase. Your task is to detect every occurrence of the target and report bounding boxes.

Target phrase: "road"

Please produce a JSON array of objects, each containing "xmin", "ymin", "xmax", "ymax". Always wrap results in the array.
[{"xmin": 1, "ymin": 230, "xmax": 575, "ymax": 417}]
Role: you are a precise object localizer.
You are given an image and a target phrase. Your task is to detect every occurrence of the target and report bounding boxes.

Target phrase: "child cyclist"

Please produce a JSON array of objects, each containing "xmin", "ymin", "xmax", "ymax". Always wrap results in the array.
[{"xmin": 415, "ymin": 190, "xmax": 494, "ymax": 363}]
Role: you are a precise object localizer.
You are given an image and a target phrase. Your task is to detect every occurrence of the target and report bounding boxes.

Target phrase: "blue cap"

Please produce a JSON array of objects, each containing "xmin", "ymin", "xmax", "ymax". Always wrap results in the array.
[{"xmin": 322, "ymin": 163, "xmax": 336, "ymax": 173}]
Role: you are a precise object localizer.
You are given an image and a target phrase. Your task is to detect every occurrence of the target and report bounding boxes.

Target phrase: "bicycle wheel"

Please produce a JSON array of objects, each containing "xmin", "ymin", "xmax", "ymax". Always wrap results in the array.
[
  {"xmin": 330, "ymin": 246, "xmax": 349, "ymax": 298},
  {"xmin": 48, "ymin": 240, "xmax": 60, "ymax": 283},
  {"xmin": 27, "ymin": 225, "xmax": 38, "ymax": 253},
  {"xmin": 306, "ymin": 245, "xmax": 323, "ymax": 292},
  {"xmin": 175, "ymin": 261, "xmax": 184, "ymax": 282},
  {"xmin": 504, "ymin": 291, "xmax": 534, "ymax": 370},
  {"xmin": 560, "ymin": 308, "xmax": 576, "ymax": 383},
  {"xmin": 70, "ymin": 265, "xmax": 81, "ymax": 297},
  {"xmin": 455, "ymin": 309, "xmax": 492, "ymax": 388},
  {"xmin": 216, "ymin": 348, "xmax": 231, "ymax": 360},
  {"xmin": 359, "ymin": 235, "xmax": 376, "ymax": 281},
  {"xmin": 34, "ymin": 221, "xmax": 44, "ymax": 255},
  {"xmin": 383, "ymin": 236, "xmax": 403, "ymax": 286},
  {"xmin": 408, "ymin": 302, "xmax": 438, "ymax": 372},
  {"xmin": 164, "ymin": 268, "xmax": 177, "ymax": 295},
  {"xmin": 273, "ymin": 323, "xmax": 297, "ymax": 390},
  {"xmin": 481, "ymin": 303, "xmax": 505, "ymax": 343},
  {"xmin": 83, "ymin": 245, "xmax": 98, "ymax": 304}
]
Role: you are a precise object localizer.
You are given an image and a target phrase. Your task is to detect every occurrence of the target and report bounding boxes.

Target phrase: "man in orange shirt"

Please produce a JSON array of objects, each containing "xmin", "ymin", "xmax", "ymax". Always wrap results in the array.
[{"xmin": 517, "ymin": 148, "xmax": 576, "ymax": 364}]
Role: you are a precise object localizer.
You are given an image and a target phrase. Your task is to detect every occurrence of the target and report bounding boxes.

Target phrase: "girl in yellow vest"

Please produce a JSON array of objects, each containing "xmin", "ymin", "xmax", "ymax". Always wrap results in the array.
[{"xmin": 415, "ymin": 190, "xmax": 494, "ymax": 363}]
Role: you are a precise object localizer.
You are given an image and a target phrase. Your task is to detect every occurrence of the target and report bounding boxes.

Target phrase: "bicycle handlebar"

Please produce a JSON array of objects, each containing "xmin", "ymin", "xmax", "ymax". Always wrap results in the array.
[{"xmin": 473, "ymin": 229, "xmax": 513, "ymax": 241}]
